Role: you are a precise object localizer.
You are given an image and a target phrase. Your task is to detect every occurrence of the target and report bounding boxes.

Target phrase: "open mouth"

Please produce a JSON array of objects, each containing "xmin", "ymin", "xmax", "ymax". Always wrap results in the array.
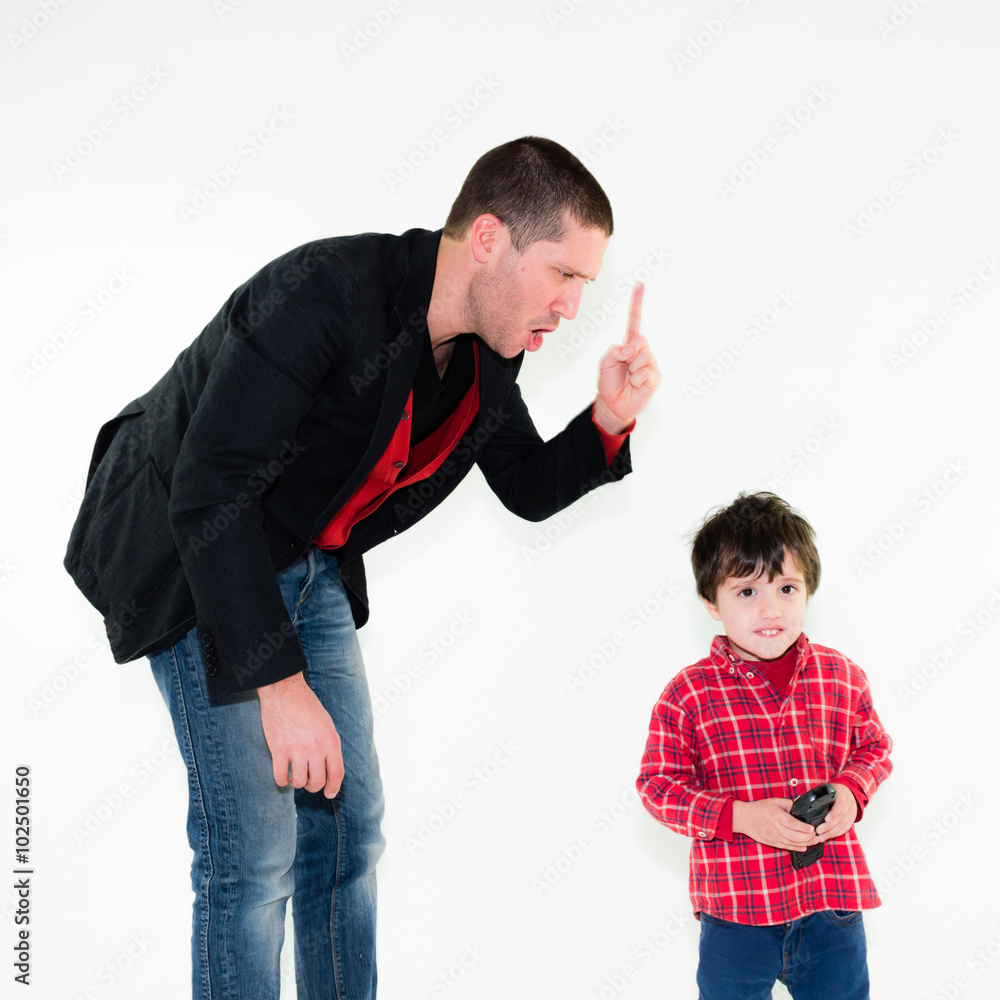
[{"xmin": 757, "ymin": 629, "xmax": 783, "ymax": 637}]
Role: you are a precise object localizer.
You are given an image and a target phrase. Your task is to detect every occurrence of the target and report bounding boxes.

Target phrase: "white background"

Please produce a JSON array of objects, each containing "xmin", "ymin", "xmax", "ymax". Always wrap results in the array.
[{"xmin": 4, "ymin": 1, "xmax": 1000, "ymax": 997}]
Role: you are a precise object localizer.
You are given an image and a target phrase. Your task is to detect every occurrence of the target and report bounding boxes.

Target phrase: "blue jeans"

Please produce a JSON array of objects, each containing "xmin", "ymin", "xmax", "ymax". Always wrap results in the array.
[
  {"xmin": 697, "ymin": 910, "xmax": 869, "ymax": 1000},
  {"xmin": 149, "ymin": 546, "xmax": 385, "ymax": 1000}
]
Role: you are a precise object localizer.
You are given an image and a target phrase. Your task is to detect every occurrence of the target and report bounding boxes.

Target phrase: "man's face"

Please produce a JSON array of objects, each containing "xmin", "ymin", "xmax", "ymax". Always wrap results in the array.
[
  {"xmin": 703, "ymin": 551, "xmax": 809, "ymax": 662},
  {"xmin": 466, "ymin": 221, "xmax": 610, "ymax": 358}
]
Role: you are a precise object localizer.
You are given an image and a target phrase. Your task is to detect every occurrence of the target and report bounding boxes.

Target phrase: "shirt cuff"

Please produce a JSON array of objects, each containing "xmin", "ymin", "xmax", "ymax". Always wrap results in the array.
[
  {"xmin": 714, "ymin": 797, "xmax": 735, "ymax": 841},
  {"xmin": 835, "ymin": 777, "xmax": 868, "ymax": 822},
  {"xmin": 590, "ymin": 403, "xmax": 634, "ymax": 465}
]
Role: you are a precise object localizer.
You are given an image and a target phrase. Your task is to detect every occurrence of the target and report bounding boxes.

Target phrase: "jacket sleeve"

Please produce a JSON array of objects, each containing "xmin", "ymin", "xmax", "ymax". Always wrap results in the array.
[
  {"xmin": 475, "ymin": 386, "xmax": 632, "ymax": 522},
  {"xmin": 636, "ymin": 683, "xmax": 729, "ymax": 842},
  {"xmin": 167, "ymin": 261, "xmax": 354, "ymax": 696},
  {"xmin": 832, "ymin": 667, "xmax": 893, "ymax": 814}
]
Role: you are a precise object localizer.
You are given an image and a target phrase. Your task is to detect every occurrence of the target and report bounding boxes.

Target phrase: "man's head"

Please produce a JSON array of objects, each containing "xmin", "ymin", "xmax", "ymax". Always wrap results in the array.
[
  {"xmin": 691, "ymin": 493, "xmax": 821, "ymax": 661},
  {"xmin": 443, "ymin": 136, "xmax": 614, "ymax": 253},
  {"xmin": 436, "ymin": 137, "xmax": 613, "ymax": 358}
]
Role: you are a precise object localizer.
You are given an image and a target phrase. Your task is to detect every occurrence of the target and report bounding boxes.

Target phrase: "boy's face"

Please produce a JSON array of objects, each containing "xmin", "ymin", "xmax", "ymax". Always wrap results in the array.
[{"xmin": 702, "ymin": 551, "xmax": 808, "ymax": 662}]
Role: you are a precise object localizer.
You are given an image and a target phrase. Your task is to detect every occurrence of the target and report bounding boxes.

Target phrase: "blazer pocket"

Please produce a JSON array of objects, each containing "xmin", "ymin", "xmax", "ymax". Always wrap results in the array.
[{"xmin": 77, "ymin": 455, "xmax": 180, "ymax": 638}]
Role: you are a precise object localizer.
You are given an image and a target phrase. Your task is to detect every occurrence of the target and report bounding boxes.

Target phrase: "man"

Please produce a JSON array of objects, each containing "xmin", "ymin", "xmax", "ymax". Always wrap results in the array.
[{"xmin": 64, "ymin": 136, "xmax": 661, "ymax": 999}]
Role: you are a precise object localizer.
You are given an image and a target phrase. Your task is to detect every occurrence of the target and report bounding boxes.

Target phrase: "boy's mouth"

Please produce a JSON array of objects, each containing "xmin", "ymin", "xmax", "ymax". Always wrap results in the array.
[{"xmin": 756, "ymin": 628, "xmax": 783, "ymax": 638}]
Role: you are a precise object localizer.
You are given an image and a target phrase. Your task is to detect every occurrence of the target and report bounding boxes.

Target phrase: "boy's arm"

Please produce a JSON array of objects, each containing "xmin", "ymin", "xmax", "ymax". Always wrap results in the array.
[
  {"xmin": 817, "ymin": 669, "xmax": 893, "ymax": 841},
  {"xmin": 635, "ymin": 691, "xmax": 729, "ymax": 842}
]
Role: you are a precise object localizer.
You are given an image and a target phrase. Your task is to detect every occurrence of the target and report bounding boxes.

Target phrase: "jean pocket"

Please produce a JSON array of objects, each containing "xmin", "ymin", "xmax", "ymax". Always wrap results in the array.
[{"xmin": 823, "ymin": 908, "xmax": 861, "ymax": 925}]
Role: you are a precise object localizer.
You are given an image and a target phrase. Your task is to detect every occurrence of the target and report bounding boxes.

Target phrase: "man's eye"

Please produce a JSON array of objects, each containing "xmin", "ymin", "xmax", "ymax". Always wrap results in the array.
[{"xmin": 559, "ymin": 270, "xmax": 573, "ymax": 279}]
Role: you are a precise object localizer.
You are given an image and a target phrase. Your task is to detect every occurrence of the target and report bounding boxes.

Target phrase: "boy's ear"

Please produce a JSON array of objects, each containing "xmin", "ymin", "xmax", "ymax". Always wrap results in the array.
[{"xmin": 702, "ymin": 596, "xmax": 722, "ymax": 622}]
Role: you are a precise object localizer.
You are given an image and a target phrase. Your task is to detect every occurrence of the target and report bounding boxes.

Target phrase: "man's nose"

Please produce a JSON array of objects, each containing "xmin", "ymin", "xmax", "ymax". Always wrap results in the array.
[{"xmin": 553, "ymin": 280, "xmax": 583, "ymax": 321}]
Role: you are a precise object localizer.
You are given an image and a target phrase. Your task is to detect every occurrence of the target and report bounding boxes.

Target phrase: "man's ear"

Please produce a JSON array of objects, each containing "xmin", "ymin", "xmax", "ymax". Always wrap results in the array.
[
  {"xmin": 469, "ymin": 214, "xmax": 504, "ymax": 264},
  {"xmin": 702, "ymin": 596, "xmax": 722, "ymax": 622}
]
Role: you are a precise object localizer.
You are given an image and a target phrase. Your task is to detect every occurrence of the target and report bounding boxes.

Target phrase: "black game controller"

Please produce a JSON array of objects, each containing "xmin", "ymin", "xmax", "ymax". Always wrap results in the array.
[{"xmin": 788, "ymin": 783, "xmax": 837, "ymax": 870}]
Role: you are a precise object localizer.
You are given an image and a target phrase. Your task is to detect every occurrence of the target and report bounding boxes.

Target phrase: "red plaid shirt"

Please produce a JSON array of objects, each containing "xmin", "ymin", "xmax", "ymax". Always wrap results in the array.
[{"xmin": 636, "ymin": 633, "xmax": 892, "ymax": 925}]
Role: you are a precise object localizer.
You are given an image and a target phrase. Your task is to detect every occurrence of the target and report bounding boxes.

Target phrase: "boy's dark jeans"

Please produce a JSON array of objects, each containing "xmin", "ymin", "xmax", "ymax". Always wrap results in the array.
[{"xmin": 697, "ymin": 909, "xmax": 869, "ymax": 1000}]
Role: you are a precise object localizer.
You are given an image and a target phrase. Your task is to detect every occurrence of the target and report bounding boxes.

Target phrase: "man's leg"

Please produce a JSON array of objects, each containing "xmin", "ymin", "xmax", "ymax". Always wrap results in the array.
[
  {"xmin": 780, "ymin": 910, "xmax": 869, "ymax": 1000},
  {"xmin": 289, "ymin": 548, "xmax": 386, "ymax": 1000},
  {"xmin": 696, "ymin": 913, "xmax": 783, "ymax": 1000},
  {"xmin": 149, "ymin": 607, "xmax": 303, "ymax": 999}
]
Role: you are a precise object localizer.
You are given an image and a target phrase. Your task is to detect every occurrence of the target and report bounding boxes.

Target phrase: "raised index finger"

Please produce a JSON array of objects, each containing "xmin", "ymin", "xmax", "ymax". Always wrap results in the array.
[{"xmin": 626, "ymin": 282, "xmax": 645, "ymax": 345}]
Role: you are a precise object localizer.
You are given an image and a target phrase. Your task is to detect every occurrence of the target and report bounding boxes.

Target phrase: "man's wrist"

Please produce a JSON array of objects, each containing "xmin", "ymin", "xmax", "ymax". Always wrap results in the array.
[
  {"xmin": 591, "ymin": 397, "xmax": 634, "ymax": 437},
  {"xmin": 258, "ymin": 670, "xmax": 306, "ymax": 702}
]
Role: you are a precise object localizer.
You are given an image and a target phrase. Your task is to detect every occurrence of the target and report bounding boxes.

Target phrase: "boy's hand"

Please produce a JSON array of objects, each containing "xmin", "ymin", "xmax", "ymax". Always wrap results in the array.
[
  {"xmin": 732, "ymin": 798, "xmax": 819, "ymax": 851},
  {"xmin": 814, "ymin": 782, "xmax": 858, "ymax": 842}
]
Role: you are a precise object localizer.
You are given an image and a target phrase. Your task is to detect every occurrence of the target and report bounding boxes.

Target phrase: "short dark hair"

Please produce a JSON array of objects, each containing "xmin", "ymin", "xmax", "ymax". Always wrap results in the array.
[
  {"xmin": 443, "ymin": 136, "xmax": 614, "ymax": 253},
  {"xmin": 691, "ymin": 492, "xmax": 821, "ymax": 603}
]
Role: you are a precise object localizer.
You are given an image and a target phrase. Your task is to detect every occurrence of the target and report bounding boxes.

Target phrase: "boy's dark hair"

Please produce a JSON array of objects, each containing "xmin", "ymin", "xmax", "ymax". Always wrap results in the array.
[
  {"xmin": 691, "ymin": 492, "xmax": 821, "ymax": 602},
  {"xmin": 443, "ymin": 136, "xmax": 614, "ymax": 253}
]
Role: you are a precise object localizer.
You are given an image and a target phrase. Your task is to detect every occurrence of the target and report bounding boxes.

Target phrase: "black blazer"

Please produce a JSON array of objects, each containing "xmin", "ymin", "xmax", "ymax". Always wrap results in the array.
[{"xmin": 64, "ymin": 229, "xmax": 631, "ymax": 696}]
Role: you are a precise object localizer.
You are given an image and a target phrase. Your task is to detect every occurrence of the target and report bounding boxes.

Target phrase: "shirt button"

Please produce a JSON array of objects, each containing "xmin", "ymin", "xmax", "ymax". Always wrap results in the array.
[
  {"xmin": 401, "ymin": 411, "xmax": 409, "ymax": 420},
  {"xmin": 697, "ymin": 831, "xmax": 706, "ymax": 838},
  {"xmin": 394, "ymin": 461, "xmax": 404, "ymax": 469},
  {"xmin": 747, "ymin": 671, "xmax": 755, "ymax": 679},
  {"xmin": 790, "ymin": 778, "xmax": 799, "ymax": 787},
  {"xmin": 729, "ymin": 667, "xmax": 735, "ymax": 674}
]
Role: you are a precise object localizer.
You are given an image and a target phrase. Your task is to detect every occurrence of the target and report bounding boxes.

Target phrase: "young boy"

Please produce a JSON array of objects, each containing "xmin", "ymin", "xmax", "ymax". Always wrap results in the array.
[{"xmin": 636, "ymin": 492, "xmax": 892, "ymax": 1000}]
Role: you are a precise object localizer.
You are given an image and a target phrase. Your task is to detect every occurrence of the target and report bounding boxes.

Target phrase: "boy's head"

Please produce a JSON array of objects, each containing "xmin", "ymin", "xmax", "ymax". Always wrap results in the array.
[{"xmin": 691, "ymin": 493, "xmax": 821, "ymax": 661}]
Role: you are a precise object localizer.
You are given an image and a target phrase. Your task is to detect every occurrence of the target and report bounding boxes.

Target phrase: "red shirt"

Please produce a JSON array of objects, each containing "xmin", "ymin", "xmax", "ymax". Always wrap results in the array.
[
  {"xmin": 314, "ymin": 341, "xmax": 631, "ymax": 549},
  {"xmin": 637, "ymin": 633, "xmax": 892, "ymax": 925}
]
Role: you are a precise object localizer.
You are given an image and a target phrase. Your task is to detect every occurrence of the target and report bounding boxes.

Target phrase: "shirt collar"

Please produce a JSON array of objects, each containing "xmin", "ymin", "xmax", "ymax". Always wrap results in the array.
[{"xmin": 710, "ymin": 632, "xmax": 811, "ymax": 669}]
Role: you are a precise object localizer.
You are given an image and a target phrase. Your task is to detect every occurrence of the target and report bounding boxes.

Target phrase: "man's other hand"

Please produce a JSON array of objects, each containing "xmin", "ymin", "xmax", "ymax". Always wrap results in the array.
[{"xmin": 258, "ymin": 672, "xmax": 344, "ymax": 798}]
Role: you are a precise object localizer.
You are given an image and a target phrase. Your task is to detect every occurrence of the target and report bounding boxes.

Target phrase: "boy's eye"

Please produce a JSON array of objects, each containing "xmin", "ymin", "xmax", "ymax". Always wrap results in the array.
[
  {"xmin": 781, "ymin": 584, "xmax": 797, "ymax": 594},
  {"xmin": 739, "ymin": 587, "xmax": 755, "ymax": 598}
]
